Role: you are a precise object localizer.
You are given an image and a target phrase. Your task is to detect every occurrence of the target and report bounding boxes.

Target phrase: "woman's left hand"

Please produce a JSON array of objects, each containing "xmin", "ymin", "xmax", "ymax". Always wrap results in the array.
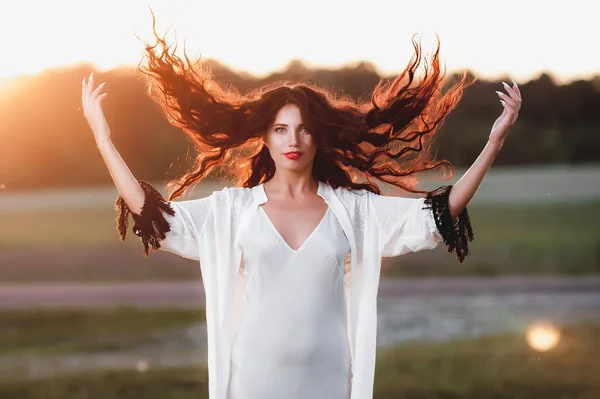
[{"xmin": 489, "ymin": 81, "xmax": 522, "ymax": 146}]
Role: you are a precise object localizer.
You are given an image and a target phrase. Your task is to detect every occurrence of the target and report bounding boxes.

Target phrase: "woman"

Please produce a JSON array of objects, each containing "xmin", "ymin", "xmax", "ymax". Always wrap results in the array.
[{"xmin": 81, "ymin": 31, "xmax": 521, "ymax": 399}]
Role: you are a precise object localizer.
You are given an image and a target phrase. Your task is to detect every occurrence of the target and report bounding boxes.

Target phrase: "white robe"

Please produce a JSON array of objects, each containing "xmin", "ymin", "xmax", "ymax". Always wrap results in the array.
[{"xmin": 155, "ymin": 181, "xmax": 443, "ymax": 399}]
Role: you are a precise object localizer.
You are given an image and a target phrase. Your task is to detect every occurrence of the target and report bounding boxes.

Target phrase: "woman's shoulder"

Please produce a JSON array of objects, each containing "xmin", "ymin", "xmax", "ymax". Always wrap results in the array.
[
  {"xmin": 216, "ymin": 185, "xmax": 263, "ymax": 209},
  {"xmin": 209, "ymin": 185, "xmax": 254, "ymax": 201},
  {"xmin": 327, "ymin": 183, "xmax": 371, "ymax": 196},
  {"xmin": 173, "ymin": 185, "xmax": 253, "ymax": 206},
  {"xmin": 326, "ymin": 184, "xmax": 372, "ymax": 206},
  {"xmin": 213, "ymin": 185, "xmax": 251, "ymax": 194}
]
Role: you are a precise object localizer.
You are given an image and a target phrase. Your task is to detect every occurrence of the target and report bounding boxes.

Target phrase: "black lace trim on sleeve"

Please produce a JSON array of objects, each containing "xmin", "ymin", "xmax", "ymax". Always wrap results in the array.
[
  {"xmin": 423, "ymin": 184, "xmax": 474, "ymax": 263},
  {"xmin": 115, "ymin": 180, "xmax": 175, "ymax": 257}
]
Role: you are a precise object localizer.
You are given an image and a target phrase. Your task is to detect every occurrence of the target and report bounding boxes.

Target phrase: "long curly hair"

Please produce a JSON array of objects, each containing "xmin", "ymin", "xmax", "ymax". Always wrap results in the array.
[{"xmin": 140, "ymin": 21, "xmax": 472, "ymax": 201}]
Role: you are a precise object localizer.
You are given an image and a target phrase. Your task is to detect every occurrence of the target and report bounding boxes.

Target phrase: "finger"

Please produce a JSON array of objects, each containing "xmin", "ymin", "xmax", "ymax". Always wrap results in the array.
[
  {"xmin": 507, "ymin": 102, "xmax": 518, "ymax": 116},
  {"xmin": 96, "ymin": 93, "xmax": 108, "ymax": 105},
  {"xmin": 511, "ymin": 80, "xmax": 521, "ymax": 98},
  {"xmin": 92, "ymin": 82, "xmax": 106, "ymax": 98},
  {"xmin": 86, "ymin": 73, "xmax": 95, "ymax": 97},
  {"xmin": 501, "ymin": 98, "xmax": 518, "ymax": 117},
  {"xmin": 82, "ymin": 77, "xmax": 89, "ymax": 94},
  {"xmin": 499, "ymin": 101, "xmax": 509, "ymax": 116},
  {"xmin": 504, "ymin": 82, "xmax": 522, "ymax": 112},
  {"xmin": 81, "ymin": 77, "xmax": 87, "ymax": 105},
  {"xmin": 502, "ymin": 102, "xmax": 517, "ymax": 121},
  {"xmin": 496, "ymin": 91, "xmax": 517, "ymax": 107},
  {"xmin": 83, "ymin": 78, "xmax": 93, "ymax": 110},
  {"xmin": 502, "ymin": 81, "xmax": 520, "ymax": 103}
]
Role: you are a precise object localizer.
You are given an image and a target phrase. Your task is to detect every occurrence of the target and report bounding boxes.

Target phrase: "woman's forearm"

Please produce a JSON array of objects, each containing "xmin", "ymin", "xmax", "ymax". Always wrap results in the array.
[
  {"xmin": 448, "ymin": 139, "xmax": 503, "ymax": 219},
  {"xmin": 447, "ymin": 81, "xmax": 522, "ymax": 220},
  {"xmin": 96, "ymin": 138, "xmax": 145, "ymax": 214}
]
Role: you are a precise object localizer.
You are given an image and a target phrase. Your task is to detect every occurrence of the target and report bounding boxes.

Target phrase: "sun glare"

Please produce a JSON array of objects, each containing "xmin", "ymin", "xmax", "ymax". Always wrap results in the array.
[
  {"xmin": 526, "ymin": 323, "xmax": 561, "ymax": 352},
  {"xmin": 0, "ymin": 0, "xmax": 597, "ymax": 82}
]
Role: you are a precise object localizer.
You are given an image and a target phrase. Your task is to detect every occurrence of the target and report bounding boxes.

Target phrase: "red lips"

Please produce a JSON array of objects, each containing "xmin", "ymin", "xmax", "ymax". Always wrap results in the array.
[{"xmin": 283, "ymin": 151, "xmax": 303, "ymax": 160}]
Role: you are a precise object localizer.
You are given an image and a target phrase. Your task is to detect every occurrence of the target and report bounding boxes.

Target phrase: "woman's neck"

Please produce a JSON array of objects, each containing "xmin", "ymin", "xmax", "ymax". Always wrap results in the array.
[{"xmin": 265, "ymin": 170, "xmax": 318, "ymax": 199}]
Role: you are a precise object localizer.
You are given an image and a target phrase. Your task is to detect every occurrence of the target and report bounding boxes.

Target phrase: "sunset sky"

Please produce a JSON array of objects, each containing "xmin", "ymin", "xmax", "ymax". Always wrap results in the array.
[{"xmin": 1, "ymin": 0, "xmax": 597, "ymax": 83}]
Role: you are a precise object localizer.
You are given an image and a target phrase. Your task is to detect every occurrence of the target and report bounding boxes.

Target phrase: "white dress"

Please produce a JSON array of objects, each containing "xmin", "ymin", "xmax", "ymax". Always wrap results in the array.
[{"xmin": 228, "ymin": 204, "xmax": 352, "ymax": 399}]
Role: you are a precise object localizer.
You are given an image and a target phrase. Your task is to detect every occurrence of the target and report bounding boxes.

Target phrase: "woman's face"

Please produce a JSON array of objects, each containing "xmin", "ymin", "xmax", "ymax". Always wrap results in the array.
[{"xmin": 263, "ymin": 103, "xmax": 317, "ymax": 174}]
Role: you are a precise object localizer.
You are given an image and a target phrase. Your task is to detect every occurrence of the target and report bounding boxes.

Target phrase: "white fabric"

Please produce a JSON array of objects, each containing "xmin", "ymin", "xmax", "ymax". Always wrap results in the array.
[
  {"xmin": 158, "ymin": 181, "xmax": 442, "ymax": 399},
  {"xmin": 228, "ymin": 197, "xmax": 351, "ymax": 399}
]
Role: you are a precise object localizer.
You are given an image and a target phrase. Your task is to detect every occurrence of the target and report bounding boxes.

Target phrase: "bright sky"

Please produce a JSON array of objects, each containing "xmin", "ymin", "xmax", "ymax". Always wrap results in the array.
[{"xmin": 1, "ymin": 0, "xmax": 597, "ymax": 83}]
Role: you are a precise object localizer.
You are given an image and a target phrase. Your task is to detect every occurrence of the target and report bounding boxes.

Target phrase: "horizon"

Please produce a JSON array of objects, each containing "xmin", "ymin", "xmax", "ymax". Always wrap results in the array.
[
  {"xmin": 0, "ymin": 55, "xmax": 591, "ymax": 88},
  {"xmin": 1, "ymin": 0, "xmax": 598, "ymax": 85}
]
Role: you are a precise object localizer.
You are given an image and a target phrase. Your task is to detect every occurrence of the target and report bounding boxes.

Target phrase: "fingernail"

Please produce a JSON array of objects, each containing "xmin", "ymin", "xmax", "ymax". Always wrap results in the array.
[
  {"xmin": 496, "ymin": 91, "xmax": 504, "ymax": 96},
  {"xmin": 512, "ymin": 80, "xmax": 518, "ymax": 88},
  {"xmin": 500, "ymin": 100, "xmax": 506, "ymax": 106},
  {"xmin": 502, "ymin": 81, "xmax": 510, "ymax": 87}
]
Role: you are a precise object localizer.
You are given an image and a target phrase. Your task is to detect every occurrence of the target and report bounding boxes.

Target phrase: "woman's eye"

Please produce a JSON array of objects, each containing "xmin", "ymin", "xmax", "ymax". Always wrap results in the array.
[
  {"xmin": 275, "ymin": 127, "xmax": 286, "ymax": 133},
  {"xmin": 301, "ymin": 127, "xmax": 311, "ymax": 134}
]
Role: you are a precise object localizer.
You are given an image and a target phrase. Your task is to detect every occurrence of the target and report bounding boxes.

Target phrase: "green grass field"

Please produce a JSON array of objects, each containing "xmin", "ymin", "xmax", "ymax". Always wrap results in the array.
[
  {"xmin": 1, "ymin": 308, "xmax": 205, "ymax": 356},
  {"xmin": 1, "ymin": 200, "xmax": 598, "ymax": 281},
  {"xmin": 0, "ymin": 207, "xmax": 133, "ymax": 250},
  {"xmin": 1, "ymin": 314, "xmax": 597, "ymax": 399},
  {"xmin": 385, "ymin": 199, "xmax": 600, "ymax": 277}
]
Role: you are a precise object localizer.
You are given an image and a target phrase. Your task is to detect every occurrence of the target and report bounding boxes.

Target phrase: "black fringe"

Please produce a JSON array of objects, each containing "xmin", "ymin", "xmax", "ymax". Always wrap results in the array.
[
  {"xmin": 423, "ymin": 185, "xmax": 474, "ymax": 263},
  {"xmin": 115, "ymin": 180, "xmax": 175, "ymax": 257}
]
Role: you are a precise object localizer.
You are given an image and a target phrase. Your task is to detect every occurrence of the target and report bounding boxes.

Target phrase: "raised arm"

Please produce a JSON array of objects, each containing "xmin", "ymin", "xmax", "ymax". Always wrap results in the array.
[
  {"xmin": 81, "ymin": 73, "xmax": 145, "ymax": 213},
  {"xmin": 81, "ymin": 73, "xmax": 181, "ymax": 257},
  {"xmin": 448, "ymin": 81, "xmax": 522, "ymax": 219}
]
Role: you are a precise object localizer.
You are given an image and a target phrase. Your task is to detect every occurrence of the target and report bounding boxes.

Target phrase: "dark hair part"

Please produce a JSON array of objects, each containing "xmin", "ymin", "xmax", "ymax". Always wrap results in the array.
[{"xmin": 140, "ymin": 19, "xmax": 472, "ymax": 201}]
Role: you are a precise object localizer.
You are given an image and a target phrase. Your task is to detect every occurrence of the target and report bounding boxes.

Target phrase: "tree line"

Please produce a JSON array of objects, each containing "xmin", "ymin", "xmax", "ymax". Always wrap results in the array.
[{"xmin": 0, "ymin": 60, "xmax": 598, "ymax": 191}]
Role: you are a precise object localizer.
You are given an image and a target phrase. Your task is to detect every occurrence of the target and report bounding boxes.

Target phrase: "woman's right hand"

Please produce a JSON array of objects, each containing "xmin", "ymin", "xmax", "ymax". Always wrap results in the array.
[{"xmin": 82, "ymin": 72, "xmax": 111, "ymax": 145}]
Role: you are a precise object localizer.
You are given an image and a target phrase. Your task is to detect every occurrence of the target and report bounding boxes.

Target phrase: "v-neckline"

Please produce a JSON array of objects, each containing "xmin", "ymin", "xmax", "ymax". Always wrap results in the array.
[
  {"xmin": 259, "ymin": 206, "xmax": 329, "ymax": 253},
  {"xmin": 258, "ymin": 181, "xmax": 329, "ymax": 253}
]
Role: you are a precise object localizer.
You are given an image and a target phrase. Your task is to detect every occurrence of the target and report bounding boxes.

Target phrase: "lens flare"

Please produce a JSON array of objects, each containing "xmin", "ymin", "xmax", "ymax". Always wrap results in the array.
[
  {"xmin": 136, "ymin": 360, "xmax": 150, "ymax": 373},
  {"xmin": 526, "ymin": 322, "xmax": 560, "ymax": 352}
]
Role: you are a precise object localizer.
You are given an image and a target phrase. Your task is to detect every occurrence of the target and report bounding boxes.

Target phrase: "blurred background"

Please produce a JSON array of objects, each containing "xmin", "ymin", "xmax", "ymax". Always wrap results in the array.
[{"xmin": 0, "ymin": 0, "xmax": 599, "ymax": 398}]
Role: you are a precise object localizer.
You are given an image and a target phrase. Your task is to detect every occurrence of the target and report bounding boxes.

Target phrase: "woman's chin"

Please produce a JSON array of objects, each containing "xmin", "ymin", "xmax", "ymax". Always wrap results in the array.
[{"xmin": 276, "ymin": 160, "xmax": 313, "ymax": 173}]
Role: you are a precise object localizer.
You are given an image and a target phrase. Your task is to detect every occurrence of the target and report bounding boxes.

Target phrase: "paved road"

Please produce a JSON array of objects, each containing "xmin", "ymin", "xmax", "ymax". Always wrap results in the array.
[{"xmin": 1, "ymin": 276, "xmax": 599, "ymax": 309}]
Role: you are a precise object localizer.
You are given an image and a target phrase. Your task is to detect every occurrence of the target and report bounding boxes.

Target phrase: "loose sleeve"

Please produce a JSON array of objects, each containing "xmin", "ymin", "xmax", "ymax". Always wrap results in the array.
[
  {"xmin": 369, "ymin": 185, "xmax": 474, "ymax": 262},
  {"xmin": 422, "ymin": 185, "xmax": 474, "ymax": 263},
  {"xmin": 115, "ymin": 181, "xmax": 212, "ymax": 260}
]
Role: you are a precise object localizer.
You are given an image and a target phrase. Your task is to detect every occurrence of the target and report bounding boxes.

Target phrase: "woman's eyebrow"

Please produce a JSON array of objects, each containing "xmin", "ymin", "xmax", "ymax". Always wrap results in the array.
[{"xmin": 272, "ymin": 122, "xmax": 307, "ymax": 128}]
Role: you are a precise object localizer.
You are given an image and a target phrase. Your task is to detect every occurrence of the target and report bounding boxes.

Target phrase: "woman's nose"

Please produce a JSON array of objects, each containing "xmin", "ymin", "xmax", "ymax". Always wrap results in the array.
[{"xmin": 288, "ymin": 131, "xmax": 299, "ymax": 146}]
